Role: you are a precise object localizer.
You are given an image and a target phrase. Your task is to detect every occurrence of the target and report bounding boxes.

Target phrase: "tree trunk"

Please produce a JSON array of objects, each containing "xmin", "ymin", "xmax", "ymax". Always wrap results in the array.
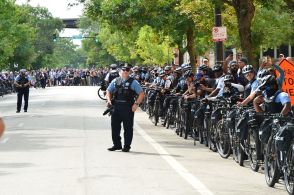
[
  {"xmin": 186, "ymin": 26, "xmax": 196, "ymax": 72},
  {"xmin": 178, "ymin": 46, "xmax": 184, "ymax": 65},
  {"xmin": 232, "ymin": 0, "xmax": 255, "ymax": 65}
]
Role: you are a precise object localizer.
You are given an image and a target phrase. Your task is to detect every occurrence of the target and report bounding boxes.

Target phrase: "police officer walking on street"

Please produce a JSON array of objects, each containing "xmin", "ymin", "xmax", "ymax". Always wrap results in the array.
[
  {"xmin": 106, "ymin": 63, "xmax": 145, "ymax": 152},
  {"xmin": 14, "ymin": 69, "xmax": 31, "ymax": 113}
]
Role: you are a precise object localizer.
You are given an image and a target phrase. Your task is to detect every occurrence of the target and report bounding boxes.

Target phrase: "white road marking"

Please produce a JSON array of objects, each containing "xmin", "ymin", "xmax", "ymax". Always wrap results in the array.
[
  {"xmin": 135, "ymin": 123, "xmax": 214, "ymax": 195},
  {"xmin": 1, "ymin": 137, "xmax": 10, "ymax": 144}
]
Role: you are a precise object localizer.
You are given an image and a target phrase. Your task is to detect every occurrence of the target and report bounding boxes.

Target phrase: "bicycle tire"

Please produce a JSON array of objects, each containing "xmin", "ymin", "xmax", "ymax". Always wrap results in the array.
[
  {"xmin": 284, "ymin": 143, "xmax": 294, "ymax": 195},
  {"xmin": 248, "ymin": 129, "xmax": 260, "ymax": 172},
  {"xmin": 216, "ymin": 120, "xmax": 231, "ymax": 159},
  {"xmin": 98, "ymin": 88, "xmax": 107, "ymax": 100},
  {"xmin": 264, "ymin": 136, "xmax": 280, "ymax": 187}
]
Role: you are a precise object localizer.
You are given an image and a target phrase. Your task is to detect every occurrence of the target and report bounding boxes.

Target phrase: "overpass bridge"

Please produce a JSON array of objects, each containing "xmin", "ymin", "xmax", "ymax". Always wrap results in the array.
[{"xmin": 62, "ymin": 18, "xmax": 79, "ymax": 29}]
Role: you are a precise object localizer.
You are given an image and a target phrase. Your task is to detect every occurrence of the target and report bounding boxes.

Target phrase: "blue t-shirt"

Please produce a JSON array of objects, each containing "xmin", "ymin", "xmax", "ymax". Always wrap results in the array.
[{"xmin": 107, "ymin": 77, "xmax": 143, "ymax": 95}]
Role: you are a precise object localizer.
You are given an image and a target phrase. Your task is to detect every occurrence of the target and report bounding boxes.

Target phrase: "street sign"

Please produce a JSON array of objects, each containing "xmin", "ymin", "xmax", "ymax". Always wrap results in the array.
[
  {"xmin": 277, "ymin": 59, "xmax": 294, "ymax": 105},
  {"xmin": 212, "ymin": 27, "xmax": 227, "ymax": 42}
]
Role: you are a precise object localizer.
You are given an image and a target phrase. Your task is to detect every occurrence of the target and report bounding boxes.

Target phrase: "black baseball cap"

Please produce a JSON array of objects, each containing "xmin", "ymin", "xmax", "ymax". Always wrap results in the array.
[{"xmin": 120, "ymin": 63, "xmax": 132, "ymax": 70}]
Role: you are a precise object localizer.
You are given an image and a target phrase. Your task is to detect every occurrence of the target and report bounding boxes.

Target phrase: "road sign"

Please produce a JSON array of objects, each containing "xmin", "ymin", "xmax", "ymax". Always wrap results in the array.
[
  {"xmin": 212, "ymin": 27, "xmax": 227, "ymax": 42},
  {"xmin": 277, "ymin": 59, "xmax": 294, "ymax": 105}
]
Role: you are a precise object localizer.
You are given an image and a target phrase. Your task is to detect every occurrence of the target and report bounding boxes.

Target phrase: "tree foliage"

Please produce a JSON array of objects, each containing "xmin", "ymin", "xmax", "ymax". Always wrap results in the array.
[{"xmin": 0, "ymin": 1, "xmax": 86, "ymax": 70}]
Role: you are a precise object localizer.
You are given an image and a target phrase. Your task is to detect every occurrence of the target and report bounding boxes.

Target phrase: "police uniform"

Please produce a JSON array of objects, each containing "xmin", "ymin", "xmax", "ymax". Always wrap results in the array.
[
  {"xmin": 105, "ymin": 70, "xmax": 119, "ymax": 84},
  {"xmin": 107, "ymin": 74, "xmax": 143, "ymax": 151},
  {"xmin": 15, "ymin": 72, "xmax": 31, "ymax": 113}
]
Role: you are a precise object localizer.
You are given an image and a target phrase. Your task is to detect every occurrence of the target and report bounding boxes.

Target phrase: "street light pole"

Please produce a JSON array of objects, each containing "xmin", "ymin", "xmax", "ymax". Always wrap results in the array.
[{"xmin": 215, "ymin": 5, "xmax": 224, "ymax": 65}]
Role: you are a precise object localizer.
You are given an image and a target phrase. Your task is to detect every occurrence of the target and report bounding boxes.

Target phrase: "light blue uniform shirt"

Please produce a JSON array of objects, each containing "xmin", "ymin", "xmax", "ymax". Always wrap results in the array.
[
  {"xmin": 263, "ymin": 91, "xmax": 290, "ymax": 105},
  {"xmin": 15, "ymin": 75, "xmax": 31, "ymax": 82},
  {"xmin": 107, "ymin": 77, "xmax": 143, "ymax": 95},
  {"xmin": 251, "ymin": 79, "xmax": 259, "ymax": 93}
]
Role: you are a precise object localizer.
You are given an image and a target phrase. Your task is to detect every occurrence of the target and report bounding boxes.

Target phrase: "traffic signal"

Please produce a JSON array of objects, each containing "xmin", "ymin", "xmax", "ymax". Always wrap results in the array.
[
  {"xmin": 94, "ymin": 33, "xmax": 99, "ymax": 43},
  {"xmin": 53, "ymin": 33, "xmax": 57, "ymax": 42}
]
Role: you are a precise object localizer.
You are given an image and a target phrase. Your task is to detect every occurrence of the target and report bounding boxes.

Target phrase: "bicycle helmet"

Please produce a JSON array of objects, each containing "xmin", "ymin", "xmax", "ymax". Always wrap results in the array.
[
  {"xmin": 159, "ymin": 70, "xmax": 165, "ymax": 77},
  {"xmin": 184, "ymin": 70, "xmax": 194, "ymax": 78},
  {"xmin": 257, "ymin": 69, "xmax": 270, "ymax": 80},
  {"xmin": 198, "ymin": 64, "xmax": 208, "ymax": 72},
  {"xmin": 182, "ymin": 64, "xmax": 192, "ymax": 72},
  {"xmin": 164, "ymin": 65, "xmax": 172, "ymax": 71},
  {"xmin": 109, "ymin": 64, "xmax": 117, "ymax": 69},
  {"xmin": 212, "ymin": 64, "xmax": 223, "ymax": 72},
  {"xmin": 175, "ymin": 67, "xmax": 182, "ymax": 74},
  {"xmin": 228, "ymin": 60, "xmax": 238, "ymax": 68},
  {"xmin": 132, "ymin": 66, "xmax": 139, "ymax": 72},
  {"xmin": 258, "ymin": 75, "xmax": 277, "ymax": 91},
  {"xmin": 223, "ymin": 74, "xmax": 234, "ymax": 82},
  {"xmin": 242, "ymin": 65, "xmax": 254, "ymax": 75}
]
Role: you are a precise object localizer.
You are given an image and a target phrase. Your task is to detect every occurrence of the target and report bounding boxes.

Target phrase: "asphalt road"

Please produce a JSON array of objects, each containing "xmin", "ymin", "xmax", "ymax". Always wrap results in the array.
[{"xmin": 0, "ymin": 86, "xmax": 287, "ymax": 195}]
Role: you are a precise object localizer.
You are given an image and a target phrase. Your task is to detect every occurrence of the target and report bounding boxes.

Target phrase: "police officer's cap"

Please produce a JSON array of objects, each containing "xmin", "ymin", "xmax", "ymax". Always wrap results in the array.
[
  {"xmin": 20, "ymin": 69, "xmax": 26, "ymax": 73},
  {"xmin": 120, "ymin": 63, "xmax": 133, "ymax": 70}
]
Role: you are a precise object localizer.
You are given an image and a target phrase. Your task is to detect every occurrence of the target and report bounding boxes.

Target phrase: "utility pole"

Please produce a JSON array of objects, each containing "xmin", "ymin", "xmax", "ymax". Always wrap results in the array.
[{"xmin": 214, "ymin": 5, "xmax": 224, "ymax": 65}]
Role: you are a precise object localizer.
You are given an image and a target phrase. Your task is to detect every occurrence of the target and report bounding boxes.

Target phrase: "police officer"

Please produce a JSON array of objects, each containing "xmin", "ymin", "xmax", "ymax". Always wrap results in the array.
[
  {"xmin": 106, "ymin": 63, "xmax": 145, "ymax": 152},
  {"xmin": 104, "ymin": 64, "xmax": 119, "ymax": 85},
  {"xmin": 14, "ymin": 69, "xmax": 31, "ymax": 113}
]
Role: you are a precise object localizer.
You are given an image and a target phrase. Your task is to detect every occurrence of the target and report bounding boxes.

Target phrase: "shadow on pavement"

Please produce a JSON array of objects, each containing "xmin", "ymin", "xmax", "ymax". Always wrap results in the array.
[{"xmin": 129, "ymin": 151, "xmax": 182, "ymax": 158}]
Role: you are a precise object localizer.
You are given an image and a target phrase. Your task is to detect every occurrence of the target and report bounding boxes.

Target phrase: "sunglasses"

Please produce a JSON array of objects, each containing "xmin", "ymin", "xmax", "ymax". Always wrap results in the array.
[{"xmin": 122, "ymin": 68, "xmax": 130, "ymax": 72}]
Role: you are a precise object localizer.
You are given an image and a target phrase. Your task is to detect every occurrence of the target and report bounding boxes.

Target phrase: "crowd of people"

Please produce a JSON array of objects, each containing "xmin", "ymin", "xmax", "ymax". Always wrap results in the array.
[{"xmin": 0, "ymin": 67, "xmax": 112, "ymax": 95}]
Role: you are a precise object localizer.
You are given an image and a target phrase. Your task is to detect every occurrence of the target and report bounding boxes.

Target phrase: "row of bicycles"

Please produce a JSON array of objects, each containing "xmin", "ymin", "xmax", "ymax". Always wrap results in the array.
[
  {"xmin": 140, "ymin": 85, "xmax": 294, "ymax": 195},
  {"xmin": 0, "ymin": 79, "xmax": 15, "ymax": 97}
]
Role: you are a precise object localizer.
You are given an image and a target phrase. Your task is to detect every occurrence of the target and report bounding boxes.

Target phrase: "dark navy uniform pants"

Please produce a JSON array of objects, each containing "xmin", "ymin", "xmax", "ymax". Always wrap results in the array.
[
  {"xmin": 17, "ymin": 89, "xmax": 29, "ymax": 112},
  {"xmin": 111, "ymin": 103, "xmax": 134, "ymax": 149}
]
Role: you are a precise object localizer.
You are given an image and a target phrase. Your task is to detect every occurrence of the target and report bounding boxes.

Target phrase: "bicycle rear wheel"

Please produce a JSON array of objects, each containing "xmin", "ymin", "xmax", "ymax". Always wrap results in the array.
[{"xmin": 98, "ymin": 88, "xmax": 107, "ymax": 100}]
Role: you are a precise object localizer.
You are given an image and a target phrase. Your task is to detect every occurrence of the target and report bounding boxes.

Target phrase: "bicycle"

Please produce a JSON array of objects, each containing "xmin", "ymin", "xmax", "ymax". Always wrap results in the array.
[{"xmin": 98, "ymin": 81, "xmax": 107, "ymax": 100}]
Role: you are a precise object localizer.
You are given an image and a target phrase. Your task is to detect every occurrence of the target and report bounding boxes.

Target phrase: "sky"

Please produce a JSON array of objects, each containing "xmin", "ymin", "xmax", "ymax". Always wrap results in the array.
[{"xmin": 16, "ymin": 0, "xmax": 84, "ymax": 45}]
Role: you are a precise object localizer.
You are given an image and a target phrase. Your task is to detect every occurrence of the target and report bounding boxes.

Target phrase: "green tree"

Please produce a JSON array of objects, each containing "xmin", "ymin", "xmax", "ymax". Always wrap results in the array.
[
  {"xmin": 252, "ymin": 0, "xmax": 294, "ymax": 53},
  {"xmin": 84, "ymin": 0, "xmax": 198, "ymax": 67},
  {"xmin": 0, "ymin": 0, "xmax": 20, "ymax": 69},
  {"xmin": 136, "ymin": 25, "xmax": 173, "ymax": 65},
  {"xmin": 79, "ymin": 17, "xmax": 117, "ymax": 66},
  {"xmin": 24, "ymin": 6, "xmax": 64, "ymax": 69},
  {"xmin": 45, "ymin": 38, "xmax": 86, "ymax": 68}
]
